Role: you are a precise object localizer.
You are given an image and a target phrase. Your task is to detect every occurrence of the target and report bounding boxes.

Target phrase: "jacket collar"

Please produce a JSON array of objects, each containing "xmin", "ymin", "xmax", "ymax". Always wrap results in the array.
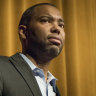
[{"xmin": 9, "ymin": 53, "xmax": 42, "ymax": 96}]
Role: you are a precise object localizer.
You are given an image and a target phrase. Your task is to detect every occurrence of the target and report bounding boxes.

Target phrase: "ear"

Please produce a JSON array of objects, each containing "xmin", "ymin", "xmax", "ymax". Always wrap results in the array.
[{"xmin": 18, "ymin": 25, "xmax": 27, "ymax": 39}]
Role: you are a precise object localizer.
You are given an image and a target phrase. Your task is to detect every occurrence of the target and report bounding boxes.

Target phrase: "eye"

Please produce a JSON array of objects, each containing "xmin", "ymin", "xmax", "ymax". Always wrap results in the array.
[
  {"xmin": 59, "ymin": 23, "xmax": 64, "ymax": 28},
  {"xmin": 40, "ymin": 19, "xmax": 49, "ymax": 23}
]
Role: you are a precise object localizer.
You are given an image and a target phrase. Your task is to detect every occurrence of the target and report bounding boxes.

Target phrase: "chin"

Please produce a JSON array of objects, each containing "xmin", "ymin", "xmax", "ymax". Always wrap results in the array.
[{"xmin": 47, "ymin": 46, "xmax": 62, "ymax": 58}]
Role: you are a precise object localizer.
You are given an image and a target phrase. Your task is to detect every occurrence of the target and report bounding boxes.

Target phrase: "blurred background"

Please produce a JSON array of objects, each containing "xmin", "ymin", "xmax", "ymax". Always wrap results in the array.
[{"xmin": 0, "ymin": 0, "xmax": 96, "ymax": 96}]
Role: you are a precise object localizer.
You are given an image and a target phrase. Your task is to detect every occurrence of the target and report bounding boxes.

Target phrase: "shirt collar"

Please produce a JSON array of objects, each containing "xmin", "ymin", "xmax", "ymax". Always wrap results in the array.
[
  {"xmin": 19, "ymin": 53, "xmax": 36, "ymax": 70},
  {"xmin": 19, "ymin": 53, "xmax": 57, "ymax": 82}
]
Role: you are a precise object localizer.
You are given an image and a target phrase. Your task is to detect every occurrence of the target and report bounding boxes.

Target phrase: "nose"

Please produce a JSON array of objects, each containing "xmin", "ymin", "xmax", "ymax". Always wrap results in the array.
[{"xmin": 50, "ymin": 23, "xmax": 60, "ymax": 34}]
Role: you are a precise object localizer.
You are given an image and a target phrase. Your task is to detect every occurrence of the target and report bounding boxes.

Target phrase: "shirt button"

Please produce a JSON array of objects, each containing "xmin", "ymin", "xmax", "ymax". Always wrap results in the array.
[{"xmin": 37, "ymin": 70, "xmax": 40, "ymax": 72}]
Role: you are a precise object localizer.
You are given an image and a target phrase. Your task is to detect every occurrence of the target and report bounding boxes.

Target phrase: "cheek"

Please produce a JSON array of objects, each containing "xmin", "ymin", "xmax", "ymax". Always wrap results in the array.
[
  {"xmin": 63, "ymin": 32, "xmax": 65, "ymax": 40},
  {"xmin": 28, "ymin": 22, "xmax": 50, "ymax": 41},
  {"xmin": 34, "ymin": 24, "xmax": 49, "ymax": 36},
  {"xmin": 34, "ymin": 22, "xmax": 51, "ymax": 32},
  {"xmin": 61, "ymin": 30, "xmax": 65, "ymax": 41},
  {"xmin": 29, "ymin": 27, "xmax": 47, "ymax": 42}
]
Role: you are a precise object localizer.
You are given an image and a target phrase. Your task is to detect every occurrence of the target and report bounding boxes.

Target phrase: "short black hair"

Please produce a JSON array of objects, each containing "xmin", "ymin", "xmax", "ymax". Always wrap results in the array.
[{"xmin": 19, "ymin": 3, "xmax": 56, "ymax": 26}]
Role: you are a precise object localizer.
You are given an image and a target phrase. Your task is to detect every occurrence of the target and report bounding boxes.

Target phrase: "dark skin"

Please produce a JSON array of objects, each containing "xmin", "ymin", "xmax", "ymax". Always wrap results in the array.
[{"xmin": 19, "ymin": 5, "xmax": 65, "ymax": 81}]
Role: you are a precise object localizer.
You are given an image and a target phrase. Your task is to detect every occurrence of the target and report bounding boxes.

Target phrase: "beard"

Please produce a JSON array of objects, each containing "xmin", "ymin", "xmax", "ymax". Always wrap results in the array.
[
  {"xmin": 45, "ymin": 43, "xmax": 63, "ymax": 57},
  {"xmin": 26, "ymin": 38, "xmax": 63, "ymax": 63}
]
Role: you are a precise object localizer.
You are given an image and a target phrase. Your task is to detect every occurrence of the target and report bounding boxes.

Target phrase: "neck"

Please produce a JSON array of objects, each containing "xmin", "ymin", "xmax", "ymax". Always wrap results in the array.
[{"xmin": 23, "ymin": 52, "xmax": 50, "ymax": 81}]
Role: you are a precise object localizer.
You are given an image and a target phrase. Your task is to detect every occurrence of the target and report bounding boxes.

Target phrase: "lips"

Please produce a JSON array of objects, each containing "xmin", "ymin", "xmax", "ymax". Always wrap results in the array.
[{"xmin": 48, "ymin": 36, "xmax": 62, "ymax": 45}]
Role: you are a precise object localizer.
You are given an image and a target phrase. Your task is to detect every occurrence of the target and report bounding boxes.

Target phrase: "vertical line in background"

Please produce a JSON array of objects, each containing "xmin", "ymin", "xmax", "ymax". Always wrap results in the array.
[
  {"xmin": 59, "ymin": 0, "xmax": 63, "ymax": 15},
  {"xmin": 7, "ymin": 0, "xmax": 13, "ymax": 55},
  {"xmin": 59, "ymin": 1, "xmax": 68, "ymax": 96},
  {"xmin": 60, "ymin": 1, "xmax": 68, "ymax": 96},
  {"xmin": 71, "ymin": 0, "xmax": 81, "ymax": 96},
  {"xmin": 22, "ymin": 0, "xmax": 26, "ymax": 11},
  {"xmin": 6, "ymin": 0, "xmax": 26, "ymax": 56},
  {"xmin": 89, "ymin": 0, "xmax": 96, "ymax": 95}
]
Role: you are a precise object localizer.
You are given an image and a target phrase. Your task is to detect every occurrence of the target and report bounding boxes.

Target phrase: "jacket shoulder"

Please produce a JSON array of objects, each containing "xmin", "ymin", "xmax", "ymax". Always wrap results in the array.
[
  {"xmin": 0, "ymin": 56, "xmax": 10, "ymax": 68},
  {"xmin": 0, "ymin": 56, "xmax": 9, "ymax": 62}
]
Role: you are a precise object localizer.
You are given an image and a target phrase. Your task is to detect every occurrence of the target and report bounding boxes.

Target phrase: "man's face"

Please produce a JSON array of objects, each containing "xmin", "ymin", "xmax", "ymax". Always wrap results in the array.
[{"xmin": 26, "ymin": 5, "xmax": 65, "ymax": 58}]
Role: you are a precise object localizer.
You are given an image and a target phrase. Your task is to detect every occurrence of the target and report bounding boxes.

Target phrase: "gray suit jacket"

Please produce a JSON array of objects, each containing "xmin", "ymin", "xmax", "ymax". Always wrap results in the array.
[{"xmin": 0, "ymin": 53, "xmax": 60, "ymax": 96}]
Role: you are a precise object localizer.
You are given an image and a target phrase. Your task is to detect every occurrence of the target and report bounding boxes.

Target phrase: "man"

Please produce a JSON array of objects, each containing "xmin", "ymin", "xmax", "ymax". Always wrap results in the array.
[{"xmin": 0, "ymin": 3, "xmax": 65, "ymax": 96}]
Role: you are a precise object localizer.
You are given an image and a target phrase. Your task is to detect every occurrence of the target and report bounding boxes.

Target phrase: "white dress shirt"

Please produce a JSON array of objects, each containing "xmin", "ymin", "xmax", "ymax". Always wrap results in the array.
[{"xmin": 20, "ymin": 53, "xmax": 56, "ymax": 96}]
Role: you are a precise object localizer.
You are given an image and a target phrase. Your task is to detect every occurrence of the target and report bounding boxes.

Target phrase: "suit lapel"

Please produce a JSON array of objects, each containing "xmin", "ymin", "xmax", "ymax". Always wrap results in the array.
[{"xmin": 9, "ymin": 53, "xmax": 42, "ymax": 96}]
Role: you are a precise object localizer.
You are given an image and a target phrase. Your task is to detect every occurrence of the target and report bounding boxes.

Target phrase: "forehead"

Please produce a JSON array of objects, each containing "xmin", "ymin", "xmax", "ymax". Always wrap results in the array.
[{"xmin": 32, "ymin": 5, "xmax": 63, "ymax": 19}]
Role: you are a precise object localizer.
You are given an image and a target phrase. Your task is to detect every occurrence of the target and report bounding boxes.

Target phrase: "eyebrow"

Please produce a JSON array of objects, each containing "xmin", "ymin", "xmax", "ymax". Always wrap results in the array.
[
  {"xmin": 38, "ymin": 15, "xmax": 64, "ymax": 23},
  {"xmin": 38, "ymin": 15, "xmax": 53, "ymax": 20},
  {"xmin": 58, "ymin": 19, "xmax": 64, "ymax": 23}
]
